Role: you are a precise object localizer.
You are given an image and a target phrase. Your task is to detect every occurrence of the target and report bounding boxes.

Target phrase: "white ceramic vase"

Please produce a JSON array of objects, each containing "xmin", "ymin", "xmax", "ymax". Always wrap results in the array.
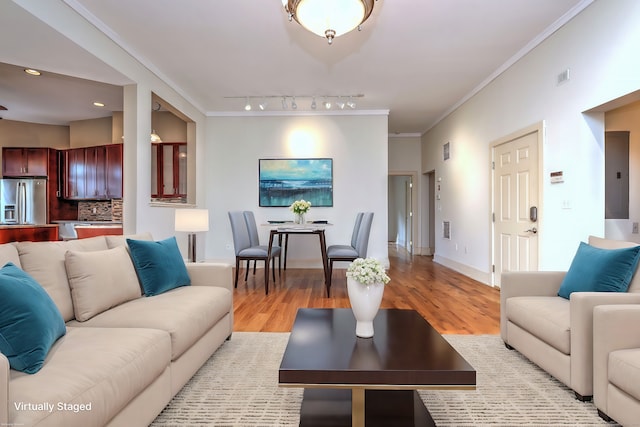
[{"xmin": 347, "ymin": 277, "xmax": 385, "ymax": 338}]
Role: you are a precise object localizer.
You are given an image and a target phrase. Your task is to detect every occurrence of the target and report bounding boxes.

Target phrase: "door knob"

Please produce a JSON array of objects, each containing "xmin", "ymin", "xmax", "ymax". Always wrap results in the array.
[{"xmin": 525, "ymin": 227, "xmax": 538, "ymax": 234}]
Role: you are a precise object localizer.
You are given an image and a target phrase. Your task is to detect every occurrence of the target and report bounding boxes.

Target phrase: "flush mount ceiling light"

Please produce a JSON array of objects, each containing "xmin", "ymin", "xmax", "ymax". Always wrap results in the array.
[{"xmin": 283, "ymin": 0, "xmax": 377, "ymax": 45}]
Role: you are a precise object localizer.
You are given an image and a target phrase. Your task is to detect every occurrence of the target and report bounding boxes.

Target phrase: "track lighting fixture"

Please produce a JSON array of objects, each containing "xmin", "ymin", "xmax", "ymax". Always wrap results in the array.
[{"xmin": 225, "ymin": 94, "xmax": 364, "ymax": 111}]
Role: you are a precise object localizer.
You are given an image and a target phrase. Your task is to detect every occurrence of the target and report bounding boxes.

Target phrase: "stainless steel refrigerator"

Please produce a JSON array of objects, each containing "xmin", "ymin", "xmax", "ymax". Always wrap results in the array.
[{"xmin": 0, "ymin": 178, "xmax": 47, "ymax": 225}]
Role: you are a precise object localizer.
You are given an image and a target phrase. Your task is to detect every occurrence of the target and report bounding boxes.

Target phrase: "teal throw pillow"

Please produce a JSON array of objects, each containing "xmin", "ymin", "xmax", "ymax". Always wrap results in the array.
[
  {"xmin": 126, "ymin": 236, "xmax": 191, "ymax": 296},
  {"xmin": 557, "ymin": 242, "xmax": 640, "ymax": 299},
  {"xmin": 0, "ymin": 262, "xmax": 66, "ymax": 374}
]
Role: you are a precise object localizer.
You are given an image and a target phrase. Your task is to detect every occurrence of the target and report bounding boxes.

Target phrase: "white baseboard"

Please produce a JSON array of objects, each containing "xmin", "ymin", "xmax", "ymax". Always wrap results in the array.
[{"xmin": 433, "ymin": 255, "xmax": 492, "ymax": 286}]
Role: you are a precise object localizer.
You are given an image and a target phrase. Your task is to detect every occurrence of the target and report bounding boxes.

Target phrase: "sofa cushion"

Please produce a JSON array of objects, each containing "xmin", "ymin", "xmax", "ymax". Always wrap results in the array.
[
  {"xmin": 66, "ymin": 286, "xmax": 232, "ymax": 360},
  {"xmin": 590, "ymin": 235, "xmax": 640, "ymax": 292},
  {"xmin": 506, "ymin": 296, "xmax": 571, "ymax": 354},
  {"xmin": 15, "ymin": 237, "xmax": 110, "ymax": 321},
  {"xmin": 9, "ymin": 326, "xmax": 171, "ymax": 427},
  {"xmin": 0, "ymin": 243, "xmax": 21, "ymax": 267},
  {"xmin": 557, "ymin": 242, "xmax": 640, "ymax": 299},
  {"xmin": 65, "ymin": 246, "xmax": 142, "ymax": 321},
  {"xmin": 0, "ymin": 262, "xmax": 66, "ymax": 373},
  {"xmin": 609, "ymin": 348, "xmax": 640, "ymax": 401},
  {"xmin": 127, "ymin": 236, "xmax": 190, "ymax": 296}
]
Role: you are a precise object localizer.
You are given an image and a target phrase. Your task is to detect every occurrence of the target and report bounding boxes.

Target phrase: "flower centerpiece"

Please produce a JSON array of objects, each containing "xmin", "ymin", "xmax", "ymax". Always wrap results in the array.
[
  {"xmin": 346, "ymin": 258, "xmax": 390, "ymax": 338},
  {"xmin": 289, "ymin": 199, "xmax": 311, "ymax": 224},
  {"xmin": 346, "ymin": 258, "xmax": 391, "ymax": 286}
]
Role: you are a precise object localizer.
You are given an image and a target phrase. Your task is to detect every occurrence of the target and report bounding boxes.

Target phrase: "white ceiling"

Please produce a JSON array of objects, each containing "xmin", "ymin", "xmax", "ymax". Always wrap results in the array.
[{"xmin": 0, "ymin": 0, "xmax": 591, "ymax": 134}]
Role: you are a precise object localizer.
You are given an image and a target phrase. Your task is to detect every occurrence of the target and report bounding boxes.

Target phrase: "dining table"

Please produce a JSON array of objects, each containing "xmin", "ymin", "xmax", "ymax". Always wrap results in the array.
[{"xmin": 265, "ymin": 222, "xmax": 332, "ymax": 296}]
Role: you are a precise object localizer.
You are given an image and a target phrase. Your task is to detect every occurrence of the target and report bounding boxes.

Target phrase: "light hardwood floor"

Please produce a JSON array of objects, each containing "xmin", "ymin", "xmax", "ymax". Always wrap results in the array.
[{"xmin": 233, "ymin": 245, "xmax": 501, "ymax": 334}]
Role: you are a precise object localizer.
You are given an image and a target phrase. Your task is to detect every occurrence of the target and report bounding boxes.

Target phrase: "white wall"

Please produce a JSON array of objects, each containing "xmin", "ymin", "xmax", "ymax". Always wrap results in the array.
[
  {"xmin": 422, "ymin": 0, "xmax": 640, "ymax": 277},
  {"xmin": 206, "ymin": 113, "xmax": 390, "ymax": 268}
]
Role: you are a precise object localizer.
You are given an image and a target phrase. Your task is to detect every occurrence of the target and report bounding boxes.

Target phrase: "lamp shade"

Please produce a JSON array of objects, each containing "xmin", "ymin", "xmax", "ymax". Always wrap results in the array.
[{"xmin": 175, "ymin": 209, "xmax": 209, "ymax": 232}]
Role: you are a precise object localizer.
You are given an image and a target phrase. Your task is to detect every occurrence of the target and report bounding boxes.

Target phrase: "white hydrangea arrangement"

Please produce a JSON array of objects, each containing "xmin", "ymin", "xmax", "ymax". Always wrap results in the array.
[
  {"xmin": 346, "ymin": 258, "xmax": 391, "ymax": 286},
  {"xmin": 289, "ymin": 199, "xmax": 311, "ymax": 215}
]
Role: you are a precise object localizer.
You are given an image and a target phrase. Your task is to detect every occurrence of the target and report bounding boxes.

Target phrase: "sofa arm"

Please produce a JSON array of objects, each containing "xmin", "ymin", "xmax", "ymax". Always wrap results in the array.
[
  {"xmin": 593, "ymin": 304, "xmax": 640, "ymax": 412},
  {"xmin": 186, "ymin": 262, "xmax": 233, "ymax": 292},
  {"xmin": 500, "ymin": 271, "xmax": 566, "ymax": 341},
  {"xmin": 0, "ymin": 353, "xmax": 8, "ymax": 426},
  {"xmin": 570, "ymin": 292, "xmax": 640, "ymax": 398}
]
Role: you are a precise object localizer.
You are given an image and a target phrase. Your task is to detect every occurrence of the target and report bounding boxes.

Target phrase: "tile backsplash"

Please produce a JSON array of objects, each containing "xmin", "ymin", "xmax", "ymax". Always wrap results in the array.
[{"xmin": 78, "ymin": 199, "xmax": 123, "ymax": 222}]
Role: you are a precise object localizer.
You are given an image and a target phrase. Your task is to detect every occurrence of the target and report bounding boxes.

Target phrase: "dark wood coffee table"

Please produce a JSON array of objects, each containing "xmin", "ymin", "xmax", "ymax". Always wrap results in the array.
[{"xmin": 279, "ymin": 308, "xmax": 476, "ymax": 427}]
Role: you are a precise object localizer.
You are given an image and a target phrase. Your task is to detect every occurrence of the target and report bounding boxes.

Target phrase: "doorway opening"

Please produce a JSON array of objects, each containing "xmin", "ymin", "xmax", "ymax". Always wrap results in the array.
[{"xmin": 388, "ymin": 173, "xmax": 416, "ymax": 255}]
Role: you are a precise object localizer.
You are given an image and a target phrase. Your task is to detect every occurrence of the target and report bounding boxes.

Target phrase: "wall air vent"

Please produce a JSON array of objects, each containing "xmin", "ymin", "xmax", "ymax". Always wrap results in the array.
[{"xmin": 443, "ymin": 220, "xmax": 451, "ymax": 240}]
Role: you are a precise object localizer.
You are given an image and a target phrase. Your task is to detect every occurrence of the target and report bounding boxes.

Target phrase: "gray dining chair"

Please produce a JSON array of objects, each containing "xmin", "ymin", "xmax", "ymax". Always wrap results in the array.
[
  {"xmin": 243, "ymin": 210, "xmax": 282, "ymax": 276},
  {"xmin": 325, "ymin": 212, "xmax": 373, "ymax": 296},
  {"xmin": 228, "ymin": 211, "xmax": 281, "ymax": 294}
]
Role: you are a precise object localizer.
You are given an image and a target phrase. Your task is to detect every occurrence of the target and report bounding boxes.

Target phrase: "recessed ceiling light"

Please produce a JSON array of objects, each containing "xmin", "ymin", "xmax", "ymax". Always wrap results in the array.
[
  {"xmin": 93, "ymin": 102, "xmax": 105, "ymax": 107},
  {"xmin": 24, "ymin": 68, "xmax": 41, "ymax": 76}
]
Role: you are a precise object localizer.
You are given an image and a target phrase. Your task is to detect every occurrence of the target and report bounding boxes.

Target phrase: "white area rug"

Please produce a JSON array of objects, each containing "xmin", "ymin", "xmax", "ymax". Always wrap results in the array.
[{"xmin": 151, "ymin": 332, "xmax": 617, "ymax": 426}]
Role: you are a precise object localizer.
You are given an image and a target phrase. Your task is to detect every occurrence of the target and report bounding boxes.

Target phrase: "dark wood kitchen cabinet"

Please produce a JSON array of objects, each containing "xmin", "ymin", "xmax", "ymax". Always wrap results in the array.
[
  {"xmin": 105, "ymin": 144, "xmax": 123, "ymax": 199},
  {"xmin": 64, "ymin": 148, "xmax": 86, "ymax": 199},
  {"xmin": 63, "ymin": 144, "xmax": 122, "ymax": 200},
  {"xmin": 2, "ymin": 147, "xmax": 49, "ymax": 177},
  {"xmin": 151, "ymin": 142, "xmax": 186, "ymax": 199},
  {"xmin": 0, "ymin": 225, "xmax": 59, "ymax": 243}
]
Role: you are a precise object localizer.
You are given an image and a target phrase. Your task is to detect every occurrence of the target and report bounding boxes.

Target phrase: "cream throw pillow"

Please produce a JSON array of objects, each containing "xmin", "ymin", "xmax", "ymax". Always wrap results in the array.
[{"xmin": 65, "ymin": 246, "xmax": 142, "ymax": 321}]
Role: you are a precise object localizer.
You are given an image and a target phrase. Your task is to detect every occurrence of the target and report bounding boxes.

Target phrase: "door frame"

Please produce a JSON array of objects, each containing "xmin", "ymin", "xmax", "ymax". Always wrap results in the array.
[
  {"xmin": 388, "ymin": 171, "xmax": 418, "ymax": 255},
  {"xmin": 489, "ymin": 121, "xmax": 545, "ymax": 286}
]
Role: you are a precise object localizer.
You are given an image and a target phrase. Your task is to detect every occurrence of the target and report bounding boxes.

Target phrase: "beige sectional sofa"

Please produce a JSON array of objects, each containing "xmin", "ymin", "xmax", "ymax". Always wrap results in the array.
[
  {"xmin": 501, "ymin": 235, "xmax": 640, "ymax": 402},
  {"xmin": 0, "ymin": 233, "xmax": 233, "ymax": 427},
  {"xmin": 593, "ymin": 304, "xmax": 640, "ymax": 425}
]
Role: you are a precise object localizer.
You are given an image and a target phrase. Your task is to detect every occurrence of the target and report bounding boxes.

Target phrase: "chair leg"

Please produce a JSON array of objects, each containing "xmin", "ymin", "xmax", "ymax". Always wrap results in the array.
[
  {"xmin": 278, "ymin": 254, "xmax": 282, "ymax": 276},
  {"xmin": 284, "ymin": 234, "xmax": 289, "ymax": 270},
  {"xmin": 264, "ymin": 258, "xmax": 269, "ymax": 295},
  {"xmin": 234, "ymin": 258, "xmax": 240, "ymax": 288},
  {"xmin": 244, "ymin": 260, "xmax": 250, "ymax": 281},
  {"xmin": 271, "ymin": 257, "xmax": 276, "ymax": 281},
  {"xmin": 253, "ymin": 260, "xmax": 257, "ymax": 275},
  {"xmin": 326, "ymin": 259, "xmax": 333, "ymax": 297}
]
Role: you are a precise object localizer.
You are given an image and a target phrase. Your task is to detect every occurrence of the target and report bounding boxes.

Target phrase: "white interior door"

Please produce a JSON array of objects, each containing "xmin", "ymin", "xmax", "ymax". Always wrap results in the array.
[{"xmin": 492, "ymin": 129, "xmax": 540, "ymax": 286}]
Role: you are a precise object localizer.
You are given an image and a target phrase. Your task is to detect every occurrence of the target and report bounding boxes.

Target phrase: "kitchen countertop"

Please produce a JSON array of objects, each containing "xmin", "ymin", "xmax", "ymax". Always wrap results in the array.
[
  {"xmin": 74, "ymin": 224, "xmax": 123, "ymax": 228},
  {"xmin": 0, "ymin": 224, "xmax": 59, "ymax": 229},
  {"xmin": 52, "ymin": 220, "xmax": 123, "ymax": 225}
]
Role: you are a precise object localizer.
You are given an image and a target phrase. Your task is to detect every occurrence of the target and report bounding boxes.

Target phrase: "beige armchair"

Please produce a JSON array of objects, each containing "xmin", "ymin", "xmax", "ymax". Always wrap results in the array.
[
  {"xmin": 593, "ymin": 304, "xmax": 640, "ymax": 425},
  {"xmin": 501, "ymin": 236, "xmax": 640, "ymax": 401}
]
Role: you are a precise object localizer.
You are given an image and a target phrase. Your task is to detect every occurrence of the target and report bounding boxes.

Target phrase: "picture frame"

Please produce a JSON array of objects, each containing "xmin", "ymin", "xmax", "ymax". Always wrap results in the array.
[{"xmin": 259, "ymin": 158, "xmax": 333, "ymax": 207}]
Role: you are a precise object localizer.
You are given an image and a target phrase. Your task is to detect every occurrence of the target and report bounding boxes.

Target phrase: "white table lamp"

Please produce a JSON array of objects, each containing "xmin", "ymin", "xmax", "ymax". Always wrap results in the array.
[{"xmin": 175, "ymin": 209, "xmax": 209, "ymax": 262}]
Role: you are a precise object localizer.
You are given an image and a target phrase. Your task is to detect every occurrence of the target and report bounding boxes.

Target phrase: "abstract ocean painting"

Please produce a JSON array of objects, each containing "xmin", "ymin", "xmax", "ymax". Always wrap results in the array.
[{"xmin": 259, "ymin": 158, "xmax": 333, "ymax": 207}]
